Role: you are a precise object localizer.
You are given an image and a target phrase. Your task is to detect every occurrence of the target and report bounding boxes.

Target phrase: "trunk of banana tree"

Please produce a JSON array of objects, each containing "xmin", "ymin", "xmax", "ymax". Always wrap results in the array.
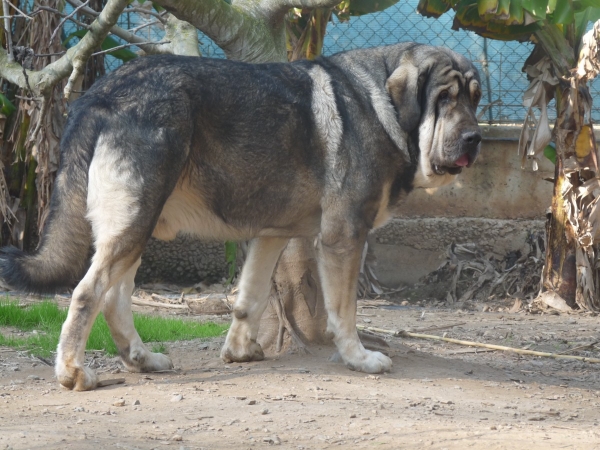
[
  {"xmin": 542, "ymin": 150, "xmax": 578, "ymax": 308},
  {"xmin": 541, "ymin": 67, "xmax": 600, "ymax": 311}
]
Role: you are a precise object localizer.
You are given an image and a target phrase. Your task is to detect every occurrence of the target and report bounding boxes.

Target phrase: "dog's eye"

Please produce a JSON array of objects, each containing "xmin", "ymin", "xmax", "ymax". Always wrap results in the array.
[{"xmin": 438, "ymin": 90, "xmax": 449, "ymax": 102}]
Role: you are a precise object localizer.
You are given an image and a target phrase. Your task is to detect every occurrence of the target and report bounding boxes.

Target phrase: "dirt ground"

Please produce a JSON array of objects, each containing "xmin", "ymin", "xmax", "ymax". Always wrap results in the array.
[{"xmin": 1, "ymin": 297, "xmax": 600, "ymax": 450}]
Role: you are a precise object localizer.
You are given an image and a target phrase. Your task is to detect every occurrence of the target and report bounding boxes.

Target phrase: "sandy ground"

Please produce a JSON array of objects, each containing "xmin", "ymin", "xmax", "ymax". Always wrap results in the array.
[{"xmin": 1, "ymin": 301, "xmax": 600, "ymax": 449}]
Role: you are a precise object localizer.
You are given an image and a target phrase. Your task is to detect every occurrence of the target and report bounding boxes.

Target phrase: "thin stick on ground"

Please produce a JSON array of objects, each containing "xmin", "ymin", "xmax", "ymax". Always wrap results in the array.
[{"xmin": 356, "ymin": 325, "xmax": 600, "ymax": 363}]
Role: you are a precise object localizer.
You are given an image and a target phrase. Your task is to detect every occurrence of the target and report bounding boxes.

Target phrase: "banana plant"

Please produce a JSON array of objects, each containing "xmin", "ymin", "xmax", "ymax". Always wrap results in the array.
[{"xmin": 417, "ymin": 0, "xmax": 600, "ymax": 311}]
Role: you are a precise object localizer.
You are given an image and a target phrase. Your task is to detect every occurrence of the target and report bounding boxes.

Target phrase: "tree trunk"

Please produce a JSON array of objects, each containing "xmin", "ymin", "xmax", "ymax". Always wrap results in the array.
[
  {"xmin": 258, "ymin": 238, "xmax": 330, "ymax": 354},
  {"xmin": 542, "ymin": 153, "xmax": 578, "ymax": 308}
]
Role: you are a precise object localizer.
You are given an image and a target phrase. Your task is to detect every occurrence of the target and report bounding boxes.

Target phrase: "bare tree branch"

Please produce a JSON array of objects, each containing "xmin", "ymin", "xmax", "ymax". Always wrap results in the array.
[
  {"xmin": 57, "ymin": 0, "xmax": 131, "ymax": 98},
  {"xmin": 66, "ymin": 0, "xmax": 172, "ymax": 55},
  {"xmin": 124, "ymin": 7, "xmax": 168, "ymax": 23},
  {"xmin": 0, "ymin": 0, "xmax": 130, "ymax": 97},
  {"xmin": 2, "ymin": 0, "xmax": 14, "ymax": 62},
  {"xmin": 155, "ymin": 0, "xmax": 247, "ymax": 51},
  {"xmin": 49, "ymin": 0, "xmax": 90, "ymax": 45},
  {"xmin": 0, "ymin": 47, "xmax": 27, "ymax": 87},
  {"xmin": 2, "ymin": 0, "xmax": 33, "ymax": 20},
  {"xmin": 33, "ymin": 6, "xmax": 92, "ymax": 31},
  {"xmin": 91, "ymin": 40, "xmax": 170, "ymax": 57},
  {"xmin": 151, "ymin": 0, "xmax": 339, "ymax": 63},
  {"xmin": 163, "ymin": 14, "xmax": 200, "ymax": 56}
]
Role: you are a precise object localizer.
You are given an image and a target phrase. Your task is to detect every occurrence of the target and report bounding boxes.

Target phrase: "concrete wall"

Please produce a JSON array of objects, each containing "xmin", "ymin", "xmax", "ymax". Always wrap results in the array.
[{"xmin": 138, "ymin": 127, "xmax": 554, "ymax": 286}]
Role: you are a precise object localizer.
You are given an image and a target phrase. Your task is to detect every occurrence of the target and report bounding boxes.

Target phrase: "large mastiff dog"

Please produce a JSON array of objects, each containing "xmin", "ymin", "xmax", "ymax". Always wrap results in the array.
[{"xmin": 0, "ymin": 43, "xmax": 481, "ymax": 390}]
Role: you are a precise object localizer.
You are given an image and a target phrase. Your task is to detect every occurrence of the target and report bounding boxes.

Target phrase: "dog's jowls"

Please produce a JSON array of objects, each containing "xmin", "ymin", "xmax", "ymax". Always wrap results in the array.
[{"xmin": 0, "ymin": 43, "xmax": 481, "ymax": 390}]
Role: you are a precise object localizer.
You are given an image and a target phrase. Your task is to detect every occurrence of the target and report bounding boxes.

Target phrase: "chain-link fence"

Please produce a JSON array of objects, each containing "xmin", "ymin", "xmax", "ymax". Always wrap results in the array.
[{"xmin": 92, "ymin": 1, "xmax": 600, "ymax": 125}]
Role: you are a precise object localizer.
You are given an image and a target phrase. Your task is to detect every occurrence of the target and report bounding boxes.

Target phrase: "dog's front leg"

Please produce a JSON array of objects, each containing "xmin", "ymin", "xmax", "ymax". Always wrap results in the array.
[
  {"xmin": 317, "ymin": 225, "xmax": 392, "ymax": 374},
  {"xmin": 221, "ymin": 237, "xmax": 289, "ymax": 363}
]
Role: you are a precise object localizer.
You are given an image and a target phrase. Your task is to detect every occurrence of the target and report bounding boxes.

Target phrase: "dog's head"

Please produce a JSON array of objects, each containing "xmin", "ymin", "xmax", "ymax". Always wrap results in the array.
[{"xmin": 386, "ymin": 46, "xmax": 482, "ymax": 188}]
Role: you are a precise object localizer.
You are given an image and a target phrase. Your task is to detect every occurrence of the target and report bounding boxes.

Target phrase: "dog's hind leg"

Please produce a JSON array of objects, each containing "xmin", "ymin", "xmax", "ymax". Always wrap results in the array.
[
  {"xmin": 317, "ymin": 217, "xmax": 392, "ymax": 374},
  {"xmin": 56, "ymin": 132, "xmax": 187, "ymax": 390},
  {"xmin": 221, "ymin": 237, "xmax": 289, "ymax": 363},
  {"xmin": 55, "ymin": 252, "xmax": 141, "ymax": 390},
  {"xmin": 102, "ymin": 258, "xmax": 173, "ymax": 373}
]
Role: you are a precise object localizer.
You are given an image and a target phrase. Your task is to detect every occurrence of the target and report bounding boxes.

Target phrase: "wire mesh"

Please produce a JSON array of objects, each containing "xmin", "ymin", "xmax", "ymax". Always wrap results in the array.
[{"xmin": 91, "ymin": 1, "xmax": 600, "ymax": 125}]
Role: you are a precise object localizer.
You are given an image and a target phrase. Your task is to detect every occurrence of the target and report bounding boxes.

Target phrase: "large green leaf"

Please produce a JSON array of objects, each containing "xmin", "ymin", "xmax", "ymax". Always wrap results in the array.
[
  {"xmin": 551, "ymin": 0, "xmax": 574, "ymax": 24},
  {"xmin": 522, "ymin": 0, "xmax": 548, "ymax": 19},
  {"xmin": 574, "ymin": 0, "xmax": 600, "ymax": 9},
  {"xmin": 544, "ymin": 143, "xmax": 557, "ymax": 165},
  {"xmin": 0, "ymin": 93, "xmax": 15, "ymax": 117},
  {"xmin": 63, "ymin": 30, "xmax": 138, "ymax": 62}
]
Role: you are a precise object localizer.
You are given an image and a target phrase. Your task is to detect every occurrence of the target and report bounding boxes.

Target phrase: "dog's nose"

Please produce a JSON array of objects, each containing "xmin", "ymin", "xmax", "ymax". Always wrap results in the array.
[
  {"xmin": 462, "ymin": 130, "xmax": 482, "ymax": 147},
  {"xmin": 462, "ymin": 131, "xmax": 481, "ymax": 146}
]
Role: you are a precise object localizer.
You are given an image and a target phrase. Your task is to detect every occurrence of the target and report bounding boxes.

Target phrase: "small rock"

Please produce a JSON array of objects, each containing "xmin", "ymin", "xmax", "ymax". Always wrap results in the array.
[
  {"xmin": 261, "ymin": 408, "xmax": 269, "ymax": 415},
  {"xmin": 362, "ymin": 318, "xmax": 372, "ymax": 323},
  {"xmin": 263, "ymin": 435, "xmax": 281, "ymax": 445},
  {"xmin": 528, "ymin": 416, "xmax": 545, "ymax": 421},
  {"xmin": 401, "ymin": 300, "xmax": 409, "ymax": 306},
  {"xmin": 113, "ymin": 399, "xmax": 126, "ymax": 407},
  {"xmin": 27, "ymin": 375, "xmax": 41, "ymax": 381},
  {"xmin": 298, "ymin": 368, "xmax": 310, "ymax": 374},
  {"xmin": 171, "ymin": 434, "xmax": 183, "ymax": 441},
  {"xmin": 133, "ymin": 400, "xmax": 141, "ymax": 406},
  {"xmin": 248, "ymin": 400, "xmax": 256, "ymax": 405},
  {"xmin": 73, "ymin": 406, "xmax": 85, "ymax": 412},
  {"xmin": 350, "ymin": 414, "xmax": 357, "ymax": 418},
  {"xmin": 171, "ymin": 394, "xmax": 183, "ymax": 402}
]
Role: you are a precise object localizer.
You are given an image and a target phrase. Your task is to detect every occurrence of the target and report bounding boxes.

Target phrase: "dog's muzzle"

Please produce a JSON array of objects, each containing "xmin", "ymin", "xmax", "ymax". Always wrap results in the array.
[{"xmin": 432, "ymin": 129, "xmax": 482, "ymax": 176}]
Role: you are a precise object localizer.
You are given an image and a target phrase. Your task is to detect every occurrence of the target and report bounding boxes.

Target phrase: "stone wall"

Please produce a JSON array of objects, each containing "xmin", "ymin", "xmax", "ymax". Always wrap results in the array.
[{"xmin": 137, "ymin": 237, "xmax": 226, "ymax": 284}]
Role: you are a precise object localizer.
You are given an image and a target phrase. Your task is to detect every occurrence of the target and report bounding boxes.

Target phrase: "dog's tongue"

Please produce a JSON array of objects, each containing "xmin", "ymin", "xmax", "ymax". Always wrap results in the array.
[{"xmin": 454, "ymin": 154, "xmax": 469, "ymax": 167}]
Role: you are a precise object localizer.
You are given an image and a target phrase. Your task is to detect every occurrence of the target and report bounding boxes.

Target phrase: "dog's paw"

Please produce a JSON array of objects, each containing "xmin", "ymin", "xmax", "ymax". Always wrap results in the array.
[
  {"xmin": 345, "ymin": 350, "xmax": 392, "ymax": 374},
  {"xmin": 56, "ymin": 364, "xmax": 98, "ymax": 391},
  {"xmin": 221, "ymin": 339, "xmax": 264, "ymax": 363},
  {"xmin": 122, "ymin": 347, "xmax": 174, "ymax": 373}
]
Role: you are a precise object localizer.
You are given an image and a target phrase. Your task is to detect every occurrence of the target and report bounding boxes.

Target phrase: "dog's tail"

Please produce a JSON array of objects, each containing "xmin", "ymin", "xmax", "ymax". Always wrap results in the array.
[{"xmin": 0, "ymin": 112, "xmax": 100, "ymax": 293}]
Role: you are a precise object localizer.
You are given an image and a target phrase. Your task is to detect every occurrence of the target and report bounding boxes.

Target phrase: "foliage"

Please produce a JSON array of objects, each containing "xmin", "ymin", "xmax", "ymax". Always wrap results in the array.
[
  {"xmin": 0, "ymin": 93, "xmax": 15, "ymax": 117},
  {"xmin": 418, "ymin": 0, "xmax": 600, "ymax": 42}
]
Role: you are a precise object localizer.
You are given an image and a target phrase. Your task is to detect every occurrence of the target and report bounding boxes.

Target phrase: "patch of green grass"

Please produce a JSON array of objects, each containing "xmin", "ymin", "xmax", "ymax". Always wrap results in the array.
[{"xmin": 0, "ymin": 299, "xmax": 228, "ymax": 358}]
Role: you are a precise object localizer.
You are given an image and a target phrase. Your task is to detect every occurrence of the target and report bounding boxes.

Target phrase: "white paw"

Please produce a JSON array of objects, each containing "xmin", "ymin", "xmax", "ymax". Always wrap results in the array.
[
  {"xmin": 123, "ymin": 348, "xmax": 174, "ymax": 373},
  {"xmin": 345, "ymin": 349, "xmax": 392, "ymax": 374},
  {"xmin": 221, "ymin": 339, "xmax": 264, "ymax": 363},
  {"xmin": 56, "ymin": 363, "xmax": 99, "ymax": 391}
]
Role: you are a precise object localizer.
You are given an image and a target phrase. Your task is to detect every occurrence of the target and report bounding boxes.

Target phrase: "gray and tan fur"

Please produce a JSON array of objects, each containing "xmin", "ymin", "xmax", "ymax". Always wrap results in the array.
[{"xmin": 0, "ymin": 43, "xmax": 482, "ymax": 390}]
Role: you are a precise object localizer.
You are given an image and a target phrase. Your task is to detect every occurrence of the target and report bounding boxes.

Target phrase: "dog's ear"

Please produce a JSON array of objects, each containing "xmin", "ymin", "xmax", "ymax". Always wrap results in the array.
[{"xmin": 386, "ymin": 59, "xmax": 431, "ymax": 132}]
